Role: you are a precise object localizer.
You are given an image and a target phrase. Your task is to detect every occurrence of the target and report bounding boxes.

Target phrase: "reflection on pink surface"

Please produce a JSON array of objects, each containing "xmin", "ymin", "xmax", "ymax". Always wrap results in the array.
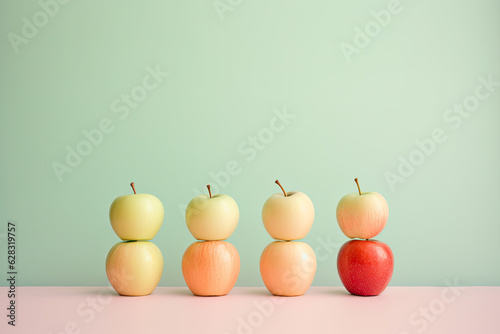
[{"xmin": 1, "ymin": 286, "xmax": 497, "ymax": 334}]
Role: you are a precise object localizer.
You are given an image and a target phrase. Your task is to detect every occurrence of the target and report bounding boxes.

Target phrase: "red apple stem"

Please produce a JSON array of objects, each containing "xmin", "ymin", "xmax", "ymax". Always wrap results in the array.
[
  {"xmin": 275, "ymin": 180, "xmax": 287, "ymax": 197},
  {"xmin": 207, "ymin": 185, "xmax": 212, "ymax": 198},
  {"xmin": 130, "ymin": 182, "xmax": 136, "ymax": 194},
  {"xmin": 354, "ymin": 178, "xmax": 361, "ymax": 196}
]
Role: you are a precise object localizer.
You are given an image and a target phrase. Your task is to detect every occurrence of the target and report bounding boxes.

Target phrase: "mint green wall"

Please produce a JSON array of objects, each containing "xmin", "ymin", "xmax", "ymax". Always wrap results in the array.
[{"xmin": 1, "ymin": 0, "xmax": 499, "ymax": 287}]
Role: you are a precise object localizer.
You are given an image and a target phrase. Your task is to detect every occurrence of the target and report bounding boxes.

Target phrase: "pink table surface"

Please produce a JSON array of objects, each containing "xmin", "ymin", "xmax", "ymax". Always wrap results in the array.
[{"xmin": 1, "ymin": 286, "xmax": 498, "ymax": 334}]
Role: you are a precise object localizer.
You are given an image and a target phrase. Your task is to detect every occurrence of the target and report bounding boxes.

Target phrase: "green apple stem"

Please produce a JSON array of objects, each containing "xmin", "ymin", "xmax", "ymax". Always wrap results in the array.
[
  {"xmin": 130, "ymin": 182, "xmax": 136, "ymax": 194},
  {"xmin": 207, "ymin": 185, "xmax": 212, "ymax": 198},
  {"xmin": 275, "ymin": 180, "xmax": 287, "ymax": 197},
  {"xmin": 354, "ymin": 178, "xmax": 361, "ymax": 196}
]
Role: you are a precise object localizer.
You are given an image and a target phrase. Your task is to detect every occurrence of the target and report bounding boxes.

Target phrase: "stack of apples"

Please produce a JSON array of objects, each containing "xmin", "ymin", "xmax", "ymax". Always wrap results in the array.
[
  {"xmin": 106, "ymin": 183, "xmax": 164, "ymax": 296},
  {"xmin": 182, "ymin": 185, "xmax": 240, "ymax": 296},
  {"xmin": 336, "ymin": 178, "xmax": 394, "ymax": 296},
  {"xmin": 260, "ymin": 180, "xmax": 317, "ymax": 296}
]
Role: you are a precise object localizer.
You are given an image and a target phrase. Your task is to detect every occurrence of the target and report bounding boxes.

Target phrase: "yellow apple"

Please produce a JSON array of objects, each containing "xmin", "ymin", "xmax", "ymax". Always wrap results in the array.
[
  {"xmin": 105, "ymin": 240, "xmax": 163, "ymax": 296},
  {"xmin": 262, "ymin": 180, "xmax": 315, "ymax": 241},
  {"xmin": 185, "ymin": 185, "xmax": 239, "ymax": 241},
  {"xmin": 109, "ymin": 182, "xmax": 164, "ymax": 240}
]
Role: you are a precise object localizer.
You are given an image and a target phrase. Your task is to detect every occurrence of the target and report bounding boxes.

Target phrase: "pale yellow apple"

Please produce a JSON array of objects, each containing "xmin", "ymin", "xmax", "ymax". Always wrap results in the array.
[
  {"xmin": 109, "ymin": 192, "xmax": 164, "ymax": 241},
  {"xmin": 262, "ymin": 185, "xmax": 315, "ymax": 241},
  {"xmin": 185, "ymin": 191, "xmax": 239, "ymax": 241},
  {"xmin": 105, "ymin": 241, "xmax": 163, "ymax": 296},
  {"xmin": 336, "ymin": 192, "xmax": 388, "ymax": 239},
  {"xmin": 336, "ymin": 179, "xmax": 389, "ymax": 239}
]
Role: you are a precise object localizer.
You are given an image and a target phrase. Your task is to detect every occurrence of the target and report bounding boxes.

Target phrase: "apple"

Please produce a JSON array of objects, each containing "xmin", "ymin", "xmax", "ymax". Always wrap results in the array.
[
  {"xmin": 337, "ymin": 239, "xmax": 394, "ymax": 296},
  {"xmin": 262, "ymin": 180, "xmax": 315, "ymax": 241},
  {"xmin": 336, "ymin": 178, "xmax": 388, "ymax": 239},
  {"xmin": 106, "ymin": 240, "xmax": 164, "ymax": 296},
  {"xmin": 260, "ymin": 241, "xmax": 316, "ymax": 296},
  {"xmin": 185, "ymin": 185, "xmax": 239, "ymax": 241},
  {"xmin": 182, "ymin": 240, "xmax": 240, "ymax": 296},
  {"xmin": 109, "ymin": 182, "xmax": 164, "ymax": 241}
]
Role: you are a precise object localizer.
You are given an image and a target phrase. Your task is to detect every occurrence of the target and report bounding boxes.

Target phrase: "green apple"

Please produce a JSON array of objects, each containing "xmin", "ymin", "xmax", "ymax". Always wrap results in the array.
[
  {"xmin": 109, "ymin": 182, "xmax": 164, "ymax": 241},
  {"xmin": 185, "ymin": 185, "xmax": 239, "ymax": 241}
]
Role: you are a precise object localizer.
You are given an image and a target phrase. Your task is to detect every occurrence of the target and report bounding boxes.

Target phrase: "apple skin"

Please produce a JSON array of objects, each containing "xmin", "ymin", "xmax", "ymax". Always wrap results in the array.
[
  {"xmin": 336, "ymin": 191, "xmax": 388, "ymax": 239},
  {"xmin": 185, "ymin": 194, "xmax": 239, "ymax": 241},
  {"xmin": 182, "ymin": 241, "xmax": 240, "ymax": 296},
  {"xmin": 262, "ymin": 191, "xmax": 314, "ymax": 241},
  {"xmin": 109, "ymin": 193, "xmax": 164, "ymax": 241},
  {"xmin": 260, "ymin": 241, "xmax": 317, "ymax": 296},
  {"xmin": 106, "ymin": 241, "xmax": 164, "ymax": 296},
  {"xmin": 337, "ymin": 239, "xmax": 394, "ymax": 296}
]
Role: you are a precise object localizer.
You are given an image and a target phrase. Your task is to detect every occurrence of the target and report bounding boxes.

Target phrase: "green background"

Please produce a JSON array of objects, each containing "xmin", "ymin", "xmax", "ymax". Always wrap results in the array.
[{"xmin": 1, "ymin": 0, "xmax": 499, "ymax": 287}]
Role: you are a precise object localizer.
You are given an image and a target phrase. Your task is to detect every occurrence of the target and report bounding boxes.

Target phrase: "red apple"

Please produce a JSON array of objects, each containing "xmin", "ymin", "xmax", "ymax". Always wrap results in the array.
[{"xmin": 337, "ymin": 239, "xmax": 394, "ymax": 296}]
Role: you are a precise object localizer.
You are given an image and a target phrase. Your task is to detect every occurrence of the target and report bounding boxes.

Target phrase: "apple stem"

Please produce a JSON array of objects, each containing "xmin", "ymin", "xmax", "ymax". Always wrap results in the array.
[
  {"xmin": 354, "ymin": 178, "xmax": 361, "ymax": 196},
  {"xmin": 207, "ymin": 185, "xmax": 212, "ymax": 198},
  {"xmin": 130, "ymin": 182, "xmax": 136, "ymax": 194},
  {"xmin": 275, "ymin": 180, "xmax": 286, "ymax": 197}
]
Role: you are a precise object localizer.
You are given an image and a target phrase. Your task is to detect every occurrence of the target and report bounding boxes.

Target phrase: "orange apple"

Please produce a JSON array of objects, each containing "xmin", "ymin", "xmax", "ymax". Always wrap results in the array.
[
  {"xmin": 262, "ymin": 180, "xmax": 315, "ymax": 241},
  {"xmin": 105, "ymin": 241, "xmax": 163, "ymax": 296},
  {"xmin": 182, "ymin": 241, "xmax": 240, "ymax": 296},
  {"xmin": 260, "ymin": 241, "xmax": 316, "ymax": 296}
]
